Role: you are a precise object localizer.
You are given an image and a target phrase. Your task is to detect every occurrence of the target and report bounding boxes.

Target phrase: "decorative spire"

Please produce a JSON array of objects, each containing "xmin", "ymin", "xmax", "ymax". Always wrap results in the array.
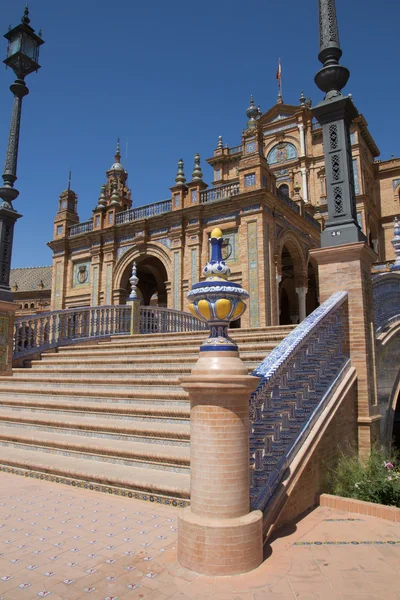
[
  {"xmin": 246, "ymin": 95, "xmax": 259, "ymax": 128},
  {"xmin": 129, "ymin": 261, "xmax": 139, "ymax": 300},
  {"xmin": 192, "ymin": 153, "xmax": 203, "ymax": 181},
  {"xmin": 109, "ymin": 180, "xmax": 120, "ymax": 206},
  {"xmin": 299, "ymin": 91, "xmax": 306, "ymax": 106},
  {"xmin": 175, "ymin": 159, "xmax": 186, "ymax": 186},
  {"xmin": 21, "ymin": 3, "xmax": 30, "ymax": 25},
  {"xmin": 276, "ymin": 90, "xmax": 283, "ymax": 105},
  {"xmin": 97, "ymin": 184, "xmax": 107, "ymax": 209},
  {"xmin": 391, "ymin": 216, "xmax": 400, "ymax": 271},
  {"xmin": 115, "ymin": 138, "xmax": 121, "ymax": 163},
  {"xmin": 315, "ymin": 0, "xmax": 350, "ymax": 98},
  {"xmin": 217, "ymin": 135, "xmax": 223, "ymax": 149}
]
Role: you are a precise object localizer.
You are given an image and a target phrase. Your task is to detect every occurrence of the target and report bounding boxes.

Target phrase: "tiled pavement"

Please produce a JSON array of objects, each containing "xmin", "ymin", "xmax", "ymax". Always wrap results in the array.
[{"xmin": 0, "ymin": 474, "xmax": 400, "ymax": 599}]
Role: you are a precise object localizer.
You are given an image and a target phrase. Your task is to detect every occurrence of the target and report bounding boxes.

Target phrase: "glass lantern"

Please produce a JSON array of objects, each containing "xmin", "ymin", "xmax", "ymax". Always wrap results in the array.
[{"xmin": 3, "ymin": 16, "xmax": 44, "ymax": 80}]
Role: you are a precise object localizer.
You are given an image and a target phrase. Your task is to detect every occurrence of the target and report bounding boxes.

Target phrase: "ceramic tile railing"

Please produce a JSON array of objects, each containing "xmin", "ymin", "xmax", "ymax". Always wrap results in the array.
[
  {"xmin": 200, "ymin": 182, "xmax": 240, "ymax": 204},
  {"xmin": 249, "ymin": 291, "xmax": 350, "ymax": 512},
  {"xmin": 276, "ymin": 188, "xmax": 300, "ymax": 214},
  {"xmin": 372, "ymin": 272, "xmax": 400, "ymax": 334},
  {"xmin": 115, "ymin": 199, "xmax": 172, "ymax": 225},
  {"xmin": 13, "ymin": 305, "xmax": 205, "ymax": 359},
  {"xmin": 140, "ymin": 306, "xmax": 207, "ymax": 334},
  {"xmin": 69, "ymin": 220, "xmax": 94, "ymax": 236}
]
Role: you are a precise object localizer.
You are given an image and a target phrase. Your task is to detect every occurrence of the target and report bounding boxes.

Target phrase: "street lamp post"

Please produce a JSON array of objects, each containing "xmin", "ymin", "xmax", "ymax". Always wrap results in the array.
[{"xmin": 0, "ymin": 6, "xmax": 44, "ymax": 302}]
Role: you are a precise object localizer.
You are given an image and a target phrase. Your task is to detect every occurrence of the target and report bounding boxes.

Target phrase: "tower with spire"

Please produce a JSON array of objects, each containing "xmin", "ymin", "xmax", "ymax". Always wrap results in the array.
[{"xmin": 104, "ymin": 139, "xmax": 132, "ymax": 211}]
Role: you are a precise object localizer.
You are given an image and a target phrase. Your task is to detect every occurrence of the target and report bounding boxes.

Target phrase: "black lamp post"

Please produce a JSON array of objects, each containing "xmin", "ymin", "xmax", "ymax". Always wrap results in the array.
[{"xmin": 0, "ymin": 6, "xmax": 44, "ymax": 302}]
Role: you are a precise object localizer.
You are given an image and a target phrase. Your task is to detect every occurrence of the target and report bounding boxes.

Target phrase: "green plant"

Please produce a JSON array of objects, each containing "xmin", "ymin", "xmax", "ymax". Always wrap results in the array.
[{"xmin": 329, "ymin": 447, "xmax": 400, "ymax": 507}]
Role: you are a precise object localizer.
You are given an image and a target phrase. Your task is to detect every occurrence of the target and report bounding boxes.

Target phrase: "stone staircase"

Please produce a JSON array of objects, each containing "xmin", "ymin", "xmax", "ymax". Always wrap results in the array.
[{"xmin": 0, "ymin": 326, "xmax": 293, "ymax": 506}]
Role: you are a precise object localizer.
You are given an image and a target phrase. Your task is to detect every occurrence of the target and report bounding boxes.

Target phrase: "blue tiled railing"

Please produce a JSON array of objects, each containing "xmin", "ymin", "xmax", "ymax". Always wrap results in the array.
[
  {"xmin": 372, "ymin": 272, "xmax": 400, "ymax": 334},
  {"xmin": 305, "ymin": 211, "xmax": 321, "ymax": 231},
  {"xmin": 276, "ymin": 188, "xmax": 300, "ymax": 214},
  {"xmin": 229, "ymin": 145, "xmax": 242, "ymax": 155},
  {"xmin": 249, "ymin": 291, "xmax": 350, "ymax": 512},
  {"xmin": 69, "ymin": 220, "xmax": 94, "ymax": 236},
  {"xmin": 200, "ymin": 182, "xmax": 240, "ymax": 204}
]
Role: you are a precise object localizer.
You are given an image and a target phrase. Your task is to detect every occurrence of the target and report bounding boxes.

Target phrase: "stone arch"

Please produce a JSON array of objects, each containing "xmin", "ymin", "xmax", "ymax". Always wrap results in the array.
[
  {"xmin": 276, "ymin": 231, "xmax": 307, "ymax": 325},
  {"xmin": 276, "ymin": 231, "xmax": 307, "ymax": 285},
  {"xmin": 113, "ymin": 243, "xmax": 172, "ymax": 306}
]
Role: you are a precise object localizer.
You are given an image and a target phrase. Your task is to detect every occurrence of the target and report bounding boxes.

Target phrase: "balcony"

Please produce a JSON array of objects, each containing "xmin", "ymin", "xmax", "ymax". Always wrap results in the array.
[
  {"xmin": 116, "ymin": 199, "xmax": 172, "ymax": 225},
  {"xmin": 69, "ymin": 220, "xmax": 94, "ymax": 237},
  {"xmin": 200, "ymin": 182, "xmax": 240, "ymax": 204}
]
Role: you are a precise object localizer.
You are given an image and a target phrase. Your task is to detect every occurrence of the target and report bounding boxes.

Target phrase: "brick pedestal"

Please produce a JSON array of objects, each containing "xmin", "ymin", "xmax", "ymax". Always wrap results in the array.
[
  {"xmin": 310, "ymin": 242, "xmax": 381, "ymax": 453},
  {"xmin": 178, "ymin": 350, "xmax": 263, "ymax": 576},
  {"xmin": 0, "ymin": 301, "xmax": 17, "ymax": 376}
]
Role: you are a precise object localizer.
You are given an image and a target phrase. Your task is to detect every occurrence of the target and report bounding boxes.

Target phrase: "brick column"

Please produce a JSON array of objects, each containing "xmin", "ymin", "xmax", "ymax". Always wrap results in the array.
[
  {"xmin": 310, "ymin": 243, "xmax": 381, "ymax": 454},
  {"xmin": 179, "ymin": 351, "xmax": 262, "ymax": 575}
]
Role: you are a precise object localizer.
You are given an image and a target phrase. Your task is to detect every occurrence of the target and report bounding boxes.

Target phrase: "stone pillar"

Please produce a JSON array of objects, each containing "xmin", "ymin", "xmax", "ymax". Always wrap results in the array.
[
  {"xmin": 276, "ymin": 273, "xmax": 282, "ymax": 325},
  {"xmin": 178, "ymin": 228, "xmax": 263, "ymax": 576},
  {"xmin": 0, "ymin": 302, "xmax": 17, "ymax": 376},
  {"xmin": 127, "ymin": 261, "xmax": 141, "ymax": 335},
  {"xmin": 300, "ymin": 167, "xmax": 308, "ymax": 201},
  {"xmin": 295, "ymin": 286, "xmax": 307, "ymax": 322},
  {"xmin": 298, "ymin": 123, "xmax": 306, "ymax": 156},
  {"xmin": 310, "ymin": 243, "xmax": 381, "ymax": 454}
]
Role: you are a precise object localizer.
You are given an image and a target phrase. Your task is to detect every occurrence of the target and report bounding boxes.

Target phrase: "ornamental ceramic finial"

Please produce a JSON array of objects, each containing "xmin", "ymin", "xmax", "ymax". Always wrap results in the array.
[
  {"xmin": 391, "ymin": 216, "xmax": 400, "ymax": 271},
  {"xmin": 129, "ymin": 261, "xmax": 139, "ymax": 299},
  {"xmin": 115, "ymin": 138, "xmax": 121, "ymax": 163},
  {"xmin": 188, "ymin": 227, "xmax": 248, "ymax": 351},
  {"xmin": 299, "ymin": 91, "xmax": 306, "ymax": 105},
  {"xmin": 192, "ymin": 153, "xmax": 203, "ymax": 181},
  {"xmin": 217, "ymin": 135, "xmax": 223, "ymax": 149},
  {"xmin": 246, "ymin": 95, "xmax": 259, "ymax": 128},
  {"xmin": 97, "ymin": 184, "xmax": 107, "ymax": 209},
  {"xmin": 109, "ymin": 180, "xmax": 120, "ymax": 206},
  {"xmin": 175, "ymin": 159, "xmax": 186, "ymax": 186}
]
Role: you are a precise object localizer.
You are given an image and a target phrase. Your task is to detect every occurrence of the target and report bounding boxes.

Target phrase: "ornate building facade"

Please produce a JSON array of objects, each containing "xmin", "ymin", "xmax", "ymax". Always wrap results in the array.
[{"xmin": 48, "ymin": 95, "xmax": 400, "ymax": 327}]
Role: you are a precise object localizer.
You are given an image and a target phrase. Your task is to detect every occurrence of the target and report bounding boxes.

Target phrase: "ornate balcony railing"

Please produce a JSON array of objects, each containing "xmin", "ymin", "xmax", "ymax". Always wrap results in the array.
[
  {"xmin": 13, "ymin": 304, "xmax": 206, "ymax": 359},
  {"xmin": 276, "ymin": 188, "xmax": 300, "ymax": 214},
  {"xmin": 140, "ymin": 306, "xmax": 207, "ymax": 335},
  {"xmin": 304, "ymin": 211, "xmax": 321, "ymax": 231},
  {"xmin": 372, "ymin": 272, "xmax": 400, "ymax": 334},
  {"xmin": 69, "ymin": 220, "xmax": 94, "ymax": 236},
  {"xmin": 229, "ymin": 145, "xmax": 242, "ymax": 155},
  {"xmin": 116, "ymin": 199, "xmax": 172, "ymax": 225},
  {"xmin": 249, "ymin": 291, "xmax": 350, "ymax": 512},
  {"xmin": 200, "ymin": 182, "xmax": 240, "ymax": 204}
]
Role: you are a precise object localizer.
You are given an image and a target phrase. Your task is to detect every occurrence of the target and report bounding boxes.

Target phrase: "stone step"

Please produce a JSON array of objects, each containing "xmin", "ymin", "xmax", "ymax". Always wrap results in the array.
[
  {"xmin": 0, "ymin": 383, "xmax": 187, "ymax": 400},
  {"xmin": 108, "ymin": 326, "xmax": 294, "ymax": 343},
  {"xmin": 0, "ymin": 445, "xmax": 190, "ymax": 500},
  {"xmin": 0, "ymin": 379, "xmax": 184, "ymax": 393},
  {"xmin": 10, "ymin": 372, "xmax": 183, "ymax": 385},
  {"xmin": 0, "ymin": 408, "xmax": 190, "ymax": 444},
  {"xmin": 53, "ymin": 343, "xmax": 277, "ymax": 357},
  {"xmin": 0, "ymin": 395, "xmax": 190, "ymax": 422},
  {"xmin": 0, "ymin": 391, "xmax": 189, "ymax": 407},
  {"xmin": 0, "ymin": 426, "xmax": 190, "ymax": 472}
]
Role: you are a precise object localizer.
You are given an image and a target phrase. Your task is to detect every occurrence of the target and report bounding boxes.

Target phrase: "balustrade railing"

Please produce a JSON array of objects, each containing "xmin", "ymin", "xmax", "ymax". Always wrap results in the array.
[
  {"xmin": 276, "ymin": 188, "xmax": 300, "ymax": 214},
  {"xmin": 304, "ymin": 211, "xmax": 321, "ymax": 231},
  {"xmin": 229, "ymin": 145, "xmax": 242, "ymax": 155},
  {"xmin": 372, "ymin": 272, "xmax": 400, "ymax": 334},
  {"xmin": 140, "ymin": 306, "xmax": 207, "ymax": 334},
  {"xmin": 116, "ymin": 199, "xmax": 172, "ymax": 225},
  {"xmin": 200, "ymin": 182, "xmax": 240, "ymax": 204},
  {"xmin": 13, "ymin": 304, "xmax": 206, "ymax": 359},
  {"xmin": 69, "ymin": 220, "xmax": 94, "ymax": 236},
  {"xmin": 249, "ymin": 291, "xmax": 350, "ymax": 512}
]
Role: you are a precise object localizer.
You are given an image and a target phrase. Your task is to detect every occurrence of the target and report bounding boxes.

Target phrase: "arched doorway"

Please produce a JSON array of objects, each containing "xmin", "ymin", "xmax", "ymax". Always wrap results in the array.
[
  {"xmin": 306, "ymin": 260, "xmax": 319, "ymax": 316},
  {"xmin": 120, "ymin": 256, "xmax": 168, "ymax": 306},
  {"xmin": 279, "ymin": 245, "xmax": 297, "ymax": 325}
]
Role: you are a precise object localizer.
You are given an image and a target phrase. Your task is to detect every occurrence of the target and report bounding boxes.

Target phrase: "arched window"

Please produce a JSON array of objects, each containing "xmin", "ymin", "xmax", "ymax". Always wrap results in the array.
[
  {"xmin": 30, "ymin": 303, "xmax": 35, "ymax": 309},
  {"xmin": 24, "ymin": 303, "xmax": 28, "ymax": 309},
  {"xmin": 278, "ymin": 183, "xmax": 289, "ymax": 197},
  {"xmin": 267, "ymin": 142, "xmax": 297, "ymax": 165}
]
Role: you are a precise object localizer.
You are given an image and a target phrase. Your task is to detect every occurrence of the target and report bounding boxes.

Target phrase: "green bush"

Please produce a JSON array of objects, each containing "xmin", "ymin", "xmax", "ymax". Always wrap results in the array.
[{"xmin": 329, "ymin": 447, "xmax": 400, "ymax": 507}]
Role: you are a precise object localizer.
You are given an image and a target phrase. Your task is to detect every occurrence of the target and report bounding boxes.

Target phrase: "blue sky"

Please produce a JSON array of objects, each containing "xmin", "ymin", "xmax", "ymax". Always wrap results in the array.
[{"xmin": 0, "ymin": 0, "xmax": 399, "ymax": 268}]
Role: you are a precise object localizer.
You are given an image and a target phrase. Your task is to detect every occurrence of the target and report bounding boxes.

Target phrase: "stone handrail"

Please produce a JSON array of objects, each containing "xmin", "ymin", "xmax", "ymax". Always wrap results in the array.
[
  {"xmin": 200, "ymin": 182, "xmax": 240, "ymax": 204},
  {"xmin": 305, "ymin": 211, "xmax": 321, "ymax": 231},
  {"xmin": 229, "ymin": 145, "xmax": 242, "ymax": 155},
  {"xmin": 116, "ymin": 199, "xmax": 172, "ymax": 225},
  {"xmin": 69, "ymin": 220, "xmax": 94, "ymax": 236},
  {"xmin": 372, "ymin": 272, "xmax": 400, "ymax": 334},
  {"xmin": 249, "ymin": 291, "xmax": 350, "ymax": 512},
  {"xmin": 13, "ymin": 304, "xmax": 206, "ymax": 359}
]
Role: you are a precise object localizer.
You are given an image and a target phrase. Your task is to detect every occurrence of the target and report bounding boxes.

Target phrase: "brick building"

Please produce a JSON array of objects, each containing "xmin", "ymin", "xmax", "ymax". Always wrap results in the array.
[
  {"xmin": 10, "ymin": 265, "xmax": 52, "ymax": 316},
  {"xmin": 47, "ymin": 94, "xmax": 400, "ymax": 326}
]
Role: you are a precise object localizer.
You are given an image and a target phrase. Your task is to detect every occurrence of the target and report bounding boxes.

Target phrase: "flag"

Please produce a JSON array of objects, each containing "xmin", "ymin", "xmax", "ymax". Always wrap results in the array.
[{"xmin": 276, "ymin": 59, "xmax": 282, "ymax": 87}]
